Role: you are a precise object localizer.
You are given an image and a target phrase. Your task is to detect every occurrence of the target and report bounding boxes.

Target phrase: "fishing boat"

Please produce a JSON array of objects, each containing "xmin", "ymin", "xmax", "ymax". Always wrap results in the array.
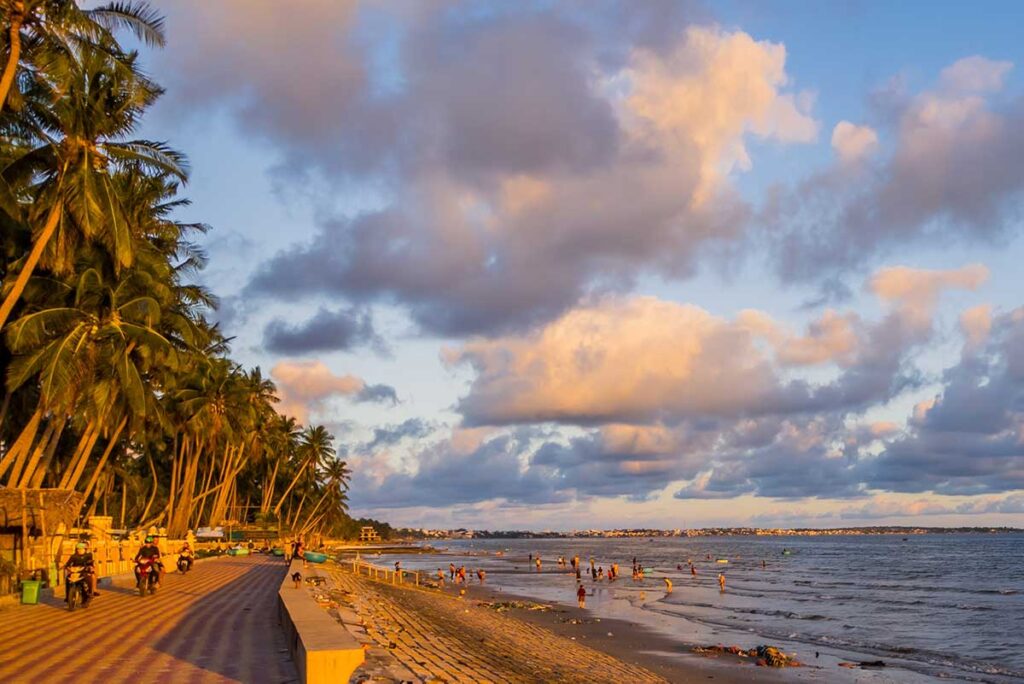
[{"xmin": 303, "ymin": 551, "xmax": 328, "ymax": 564}]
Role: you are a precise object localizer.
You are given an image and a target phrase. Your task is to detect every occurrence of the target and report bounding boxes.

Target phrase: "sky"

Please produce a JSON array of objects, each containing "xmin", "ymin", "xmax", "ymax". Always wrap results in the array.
[{"xmin": 134, "ymin": 0, "xmax": 1024, "ymax": 530}]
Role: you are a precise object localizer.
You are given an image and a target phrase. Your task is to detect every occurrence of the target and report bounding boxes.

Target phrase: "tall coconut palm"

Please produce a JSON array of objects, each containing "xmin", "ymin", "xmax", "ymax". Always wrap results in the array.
[
  {"xmin": 0, "ymin": 0, "xmax": 165, "ymax": 111},
  {"xmin": 0, "ymin": 40, "xmax": 186, "ymax": 330}
]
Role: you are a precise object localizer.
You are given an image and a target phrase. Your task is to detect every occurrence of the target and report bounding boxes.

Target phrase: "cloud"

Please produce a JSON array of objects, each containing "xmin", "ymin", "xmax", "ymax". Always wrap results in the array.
[
  {"xmin": 830, "ymin": 121, "xmax": 878, "ymax": 163},
  {"xmin": 270, "ymin": 360, "xmax": 396, "ymax": 422},
  {"xmin": 771, "ymin": 56, "xmax": 1024, "ymax": 282},
  {"xmin": 939, "ymin": 56, "xmax": 1013, "ymax": 94},
  {"xmin": 349, "ymin": 431, "xmax": 567, "ymax": 509},
  {"xmin": 238, "ymin": 13, "xmax": 815, "ymax": 335},
  {"xmin": 862, "ymin": 307, "xmax": 1024, "ymax": 495},
  {"xmin": 362, "ymin": 418, "xmax": 435, "ymax": 452},
  {"xmin": 263, "ymin": 306, "xmax": 383, "ymax": 355},
  {"xmin": 446, "ymin": 264, "xmax": 976, "ymax": 427}
]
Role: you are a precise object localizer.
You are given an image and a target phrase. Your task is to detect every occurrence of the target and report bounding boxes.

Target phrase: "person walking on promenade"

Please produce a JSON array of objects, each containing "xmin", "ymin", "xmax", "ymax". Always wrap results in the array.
[{"xmin": 577, "ymin": 584, "xmax": 587, "ymax": 609}]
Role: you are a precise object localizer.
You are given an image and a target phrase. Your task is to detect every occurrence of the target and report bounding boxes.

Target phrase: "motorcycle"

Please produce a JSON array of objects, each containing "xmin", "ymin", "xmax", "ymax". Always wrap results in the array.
[
  {"xmin": 135, "ymin": 557, "xmax": 160, "ymax": 597},
  {"xmin": 65, "ymin": 565, "xmax": 92, "ymax": 611},
  {"xmin": 176, "ymin": 554, "xmax": 192, "ymax": 574}
]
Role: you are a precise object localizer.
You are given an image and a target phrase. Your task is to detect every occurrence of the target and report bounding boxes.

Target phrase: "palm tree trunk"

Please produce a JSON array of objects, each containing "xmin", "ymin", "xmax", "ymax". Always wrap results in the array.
[
  {"xmin": 120, "ymin": 479, "xmax": 127, "ymax": 528},
  {"xmin": 0, "ymin": 6, "xmax": 24, "ymax": 111},
  {"xmin": 28, "ymin": 414, "xmax": 66, "ymax": 488},
  {"xmin": 272, "ymin": 460, "xmax": 309, "ymax": 516},
  {"xmin": 58, "ymin": 420, "xmax": 98, "ymax": 489},
  {"xmin": 0, "ymin": 201, "xmax": 63, "ymax": 331},
  {"xmin": 14, "ymin": 416, "xmax": 59, "ymax": 488},
  {"xmin": 1, "ymin": 406, "xmax": 42, "ymax": 485},
  {"xmin": 62, "ymin": 421, "xmax": 103, "ymax": 491},
  {"xmin": 80, "ymin": 415, "xmax": 127, "ymax": 503},
  {"xmin": 138, "ymin": 448, "xmax": 159, "ymax": 524}
]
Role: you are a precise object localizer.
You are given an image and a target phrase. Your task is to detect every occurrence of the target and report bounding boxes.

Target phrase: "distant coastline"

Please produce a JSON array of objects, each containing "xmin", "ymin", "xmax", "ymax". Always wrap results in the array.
[{"xmin": 397, "ymin": 525, "xmax": 1022, "ymax": 540}]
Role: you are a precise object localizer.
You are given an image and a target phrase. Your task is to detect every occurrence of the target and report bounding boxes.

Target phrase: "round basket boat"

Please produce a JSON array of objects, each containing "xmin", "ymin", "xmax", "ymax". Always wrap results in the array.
[
  {"xmin": 302, "ymin": 551, "xmax": 328, "ymax": 564},
  {"xmin": 227, "ymin": 547, "xmax": 250, "ymax": 556},
  {"xmin": 271, "ymin": 547, "xmax": 284, "ymax": 556}
]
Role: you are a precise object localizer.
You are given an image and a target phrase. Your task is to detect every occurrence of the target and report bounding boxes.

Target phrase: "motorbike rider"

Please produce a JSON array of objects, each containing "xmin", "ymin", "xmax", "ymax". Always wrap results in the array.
[
  {"xmin": 177, "ymin": 541, "xmax": 194, "ymax": 572},
  {"xmin": 134, "ymin": 535, "xmax": 164, "ymax": 587},
  {"xmin": 63, "ymin": 541, "xmax": 96, "ymax": 602}
]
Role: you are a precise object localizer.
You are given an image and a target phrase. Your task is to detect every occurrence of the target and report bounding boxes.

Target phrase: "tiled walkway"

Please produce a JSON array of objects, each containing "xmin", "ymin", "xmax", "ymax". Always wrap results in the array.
[{"xmin": 0, "ymin": 555, "xmax": 297, "ymax": 683}]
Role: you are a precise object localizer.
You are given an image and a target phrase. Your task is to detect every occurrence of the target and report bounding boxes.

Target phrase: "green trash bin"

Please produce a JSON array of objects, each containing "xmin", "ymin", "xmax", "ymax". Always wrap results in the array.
[{"xmin": 21, "ymin": 579, "xmax": 41, "ymax": 605}]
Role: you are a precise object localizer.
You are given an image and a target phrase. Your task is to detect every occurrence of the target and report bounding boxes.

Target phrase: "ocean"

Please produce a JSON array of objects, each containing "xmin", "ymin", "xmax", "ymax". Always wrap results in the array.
[{"xmin": 367, "ymin": 534, "xmax": 1024, "ymax": 682}]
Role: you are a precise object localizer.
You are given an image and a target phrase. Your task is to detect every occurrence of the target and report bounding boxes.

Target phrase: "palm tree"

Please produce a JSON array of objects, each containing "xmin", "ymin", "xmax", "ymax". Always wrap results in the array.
[
  {"xmin": 0, "ymin": 32, "xmax": 186, "ymax": 331},
  {"xmin": 0, "ymin": 0, "xmax": 165, "ymax": 111}
]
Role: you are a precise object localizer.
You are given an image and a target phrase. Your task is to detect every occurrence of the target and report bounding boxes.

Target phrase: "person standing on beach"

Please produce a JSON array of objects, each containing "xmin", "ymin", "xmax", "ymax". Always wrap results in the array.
[
  {"xmin": 577, "ymin": 584, "xmax": 587, "ymax": 608},
  {"xmin": 437, "ymin": 568, "xmax": 445, "ymax": 586},
  {"xmin": 664, "ymin": 578, "xmax": 673, "ymax": 594},
  {"xmin": 450, "ymin": 562, "xmax": 456, "ymax": 580},
  {"xmin": 535, "ymin": 556, "xmax": 542, "ymax": 572},
  {"xmin": 718, "ymin": 573, "xmax": 726, "ymax": 591},
  {"xmin": 691, "ymin": 565, "xmax": 697, "ymax": 577}
]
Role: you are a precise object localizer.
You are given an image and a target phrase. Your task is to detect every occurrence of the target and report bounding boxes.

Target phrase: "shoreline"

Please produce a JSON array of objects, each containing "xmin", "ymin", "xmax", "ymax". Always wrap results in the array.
[{"xmin": 347, "ymin": 542, "xmax": 1017, "ymax": 683}]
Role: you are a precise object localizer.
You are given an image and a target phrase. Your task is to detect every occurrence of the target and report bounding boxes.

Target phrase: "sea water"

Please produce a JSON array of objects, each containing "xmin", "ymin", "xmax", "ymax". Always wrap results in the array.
[{"xmin": 370, "ymin": 534, "xmax": 1024, "ymax": 682}]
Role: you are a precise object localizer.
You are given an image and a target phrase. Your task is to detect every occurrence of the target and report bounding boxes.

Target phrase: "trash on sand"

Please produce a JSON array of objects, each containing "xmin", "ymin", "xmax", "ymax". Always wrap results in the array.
[
  {"xmin": 692, "ymin": 644, "xmax": 802, "ymax": 668},
  {"xmin": 839, "ymin": 660, "xmax": 886, "ymax": 669},
  {"xmin": 478, "ymin": 600, "xmax": 551, "ymax": 612}
]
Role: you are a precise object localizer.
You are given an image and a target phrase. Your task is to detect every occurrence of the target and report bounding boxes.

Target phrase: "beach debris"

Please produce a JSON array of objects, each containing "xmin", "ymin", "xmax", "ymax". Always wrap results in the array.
[
  {"xmin": 839, "ymin": 660, "xmax": 886, "ymax": 669},
  {"xmin": 305, "ymin": 575, "xmax": 326, "ymax": 586},
  {"xmin": 478, "ymin": 600, "xmax": 551, "ymax": 613},
  {"xmin": 692, "ymin": 644, "xmax": 802, "ymax": 667}
]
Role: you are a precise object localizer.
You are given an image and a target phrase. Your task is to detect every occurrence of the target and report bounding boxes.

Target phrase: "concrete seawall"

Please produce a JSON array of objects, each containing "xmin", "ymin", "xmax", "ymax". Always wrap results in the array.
[{"xmin": 278, "ymin": 559, "xmax": 365, "ymax": 684}]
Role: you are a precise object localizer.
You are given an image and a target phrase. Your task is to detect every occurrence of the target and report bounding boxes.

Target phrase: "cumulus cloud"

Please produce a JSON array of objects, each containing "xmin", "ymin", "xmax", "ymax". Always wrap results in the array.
[
  {"xmin": 263, "ymin": 306, "xmax": 383, "ymax": 355},
  {"xmin": 270, "ymin": 360, "xmax": 397, "ymax": 422},
  {"xmin": 349, "ymin": 430, "xmax": 567, "ymax": 509},
  {"xmin": 862, "ymin": 307, "xmax": 1024, "ymax": 495},
  {"xmin": 447, "ymin": 264, "xmax": 979, "ymax": 426},
  {"xmin": 831, "ymin": 121, "xmax": 878, "ymax": 163},
  {"xmin": 771, "ymin": 56, "xmax": 1024, "ymax": 282},
  {"xmin": 236, "ymin": 9, "xmax": 816, "ymax": 335}
]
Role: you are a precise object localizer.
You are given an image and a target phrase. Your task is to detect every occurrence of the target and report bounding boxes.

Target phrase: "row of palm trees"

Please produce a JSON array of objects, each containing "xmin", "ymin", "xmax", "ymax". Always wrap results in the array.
[{"xmin": 0, "ymin": 2, "xmax": 352, "ymax": 540}]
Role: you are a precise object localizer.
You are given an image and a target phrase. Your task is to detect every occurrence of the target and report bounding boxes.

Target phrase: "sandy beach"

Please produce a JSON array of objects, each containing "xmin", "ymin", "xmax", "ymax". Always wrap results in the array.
[{"xmin": 314, "ymin": 562, "xmax": 798, "ymax": 683}]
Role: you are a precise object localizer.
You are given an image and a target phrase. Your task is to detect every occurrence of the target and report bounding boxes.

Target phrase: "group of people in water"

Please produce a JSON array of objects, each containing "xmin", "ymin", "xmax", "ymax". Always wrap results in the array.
[{"xmin": 435, "ymin": 562, "xmax": 487, "ymax": 586}]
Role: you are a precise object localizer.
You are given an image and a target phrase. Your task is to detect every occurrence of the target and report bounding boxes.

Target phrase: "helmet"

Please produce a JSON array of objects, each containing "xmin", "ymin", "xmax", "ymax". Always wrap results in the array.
[
  {"xmin": 145, "ymin": 535, "xmax": 154, "ymax": 543},
  {"xmin": 75, "ymin": 542, "xmax": 86, "ymax": 551}
]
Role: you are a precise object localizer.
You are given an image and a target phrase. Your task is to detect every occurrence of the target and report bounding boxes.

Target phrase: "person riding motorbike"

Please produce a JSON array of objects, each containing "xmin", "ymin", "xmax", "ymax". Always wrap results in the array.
[
  {"xmin": 134, "ymin": 536, "xmax": 164, "ymax": 588},
  {"xmin": 177, "ymin": 541, "xmax": 194, "ymax": 572},
  {"xmin": 63, "ymin": 542, "xmax": 96, "ymax": 603}
]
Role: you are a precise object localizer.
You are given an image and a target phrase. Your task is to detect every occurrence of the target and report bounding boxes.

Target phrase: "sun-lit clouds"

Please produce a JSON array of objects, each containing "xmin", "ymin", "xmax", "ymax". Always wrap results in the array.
[
  {"xmin": 831, "ymin": 121, "xmax": 878, "ymax": 163},
  {"xmin": 270, "ymin": 360, "xmax": 396, "ymax": 422},
  {"xmin": 239, "ymin": 11, "xmax": 816, "ymax": 335},
  {"xmin": 959, "ymin": 304, "xmax": 993, "ymax": 352},
  {"xmin": 626, "ymin": 25, "xmax": 818, "ymax": 203},
  {"xmin": 446, "ymin": 263, "xmax": 983, "ymax": 427}
]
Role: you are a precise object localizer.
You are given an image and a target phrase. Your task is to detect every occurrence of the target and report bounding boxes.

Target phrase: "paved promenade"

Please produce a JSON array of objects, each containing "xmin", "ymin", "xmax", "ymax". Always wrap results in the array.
[{"xmin": 0, "ymin": 555, "xmax": 297, "ymax": 683}]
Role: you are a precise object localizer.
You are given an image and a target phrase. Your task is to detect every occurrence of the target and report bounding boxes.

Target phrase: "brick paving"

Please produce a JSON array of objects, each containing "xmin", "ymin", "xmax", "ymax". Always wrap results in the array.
[
  {"xmin": 0, "ymin": 555, "xmax": 297, "ymax": 683},
  {"xmin": 327, "ymin": 567, "xmax": 668, "ymax": 684}
]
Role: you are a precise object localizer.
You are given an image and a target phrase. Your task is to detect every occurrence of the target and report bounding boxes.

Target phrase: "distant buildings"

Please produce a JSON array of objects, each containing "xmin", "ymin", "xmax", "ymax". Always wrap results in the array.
[{"xmin": 394, "ymin": 525, "xmax": 1019, "ymax": 540}]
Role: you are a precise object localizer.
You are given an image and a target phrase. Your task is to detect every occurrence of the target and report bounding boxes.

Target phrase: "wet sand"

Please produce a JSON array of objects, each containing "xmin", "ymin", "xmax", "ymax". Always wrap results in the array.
[{"xmin": 316, "ymin": 563, "xmax": 807, "ymax": 683}]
